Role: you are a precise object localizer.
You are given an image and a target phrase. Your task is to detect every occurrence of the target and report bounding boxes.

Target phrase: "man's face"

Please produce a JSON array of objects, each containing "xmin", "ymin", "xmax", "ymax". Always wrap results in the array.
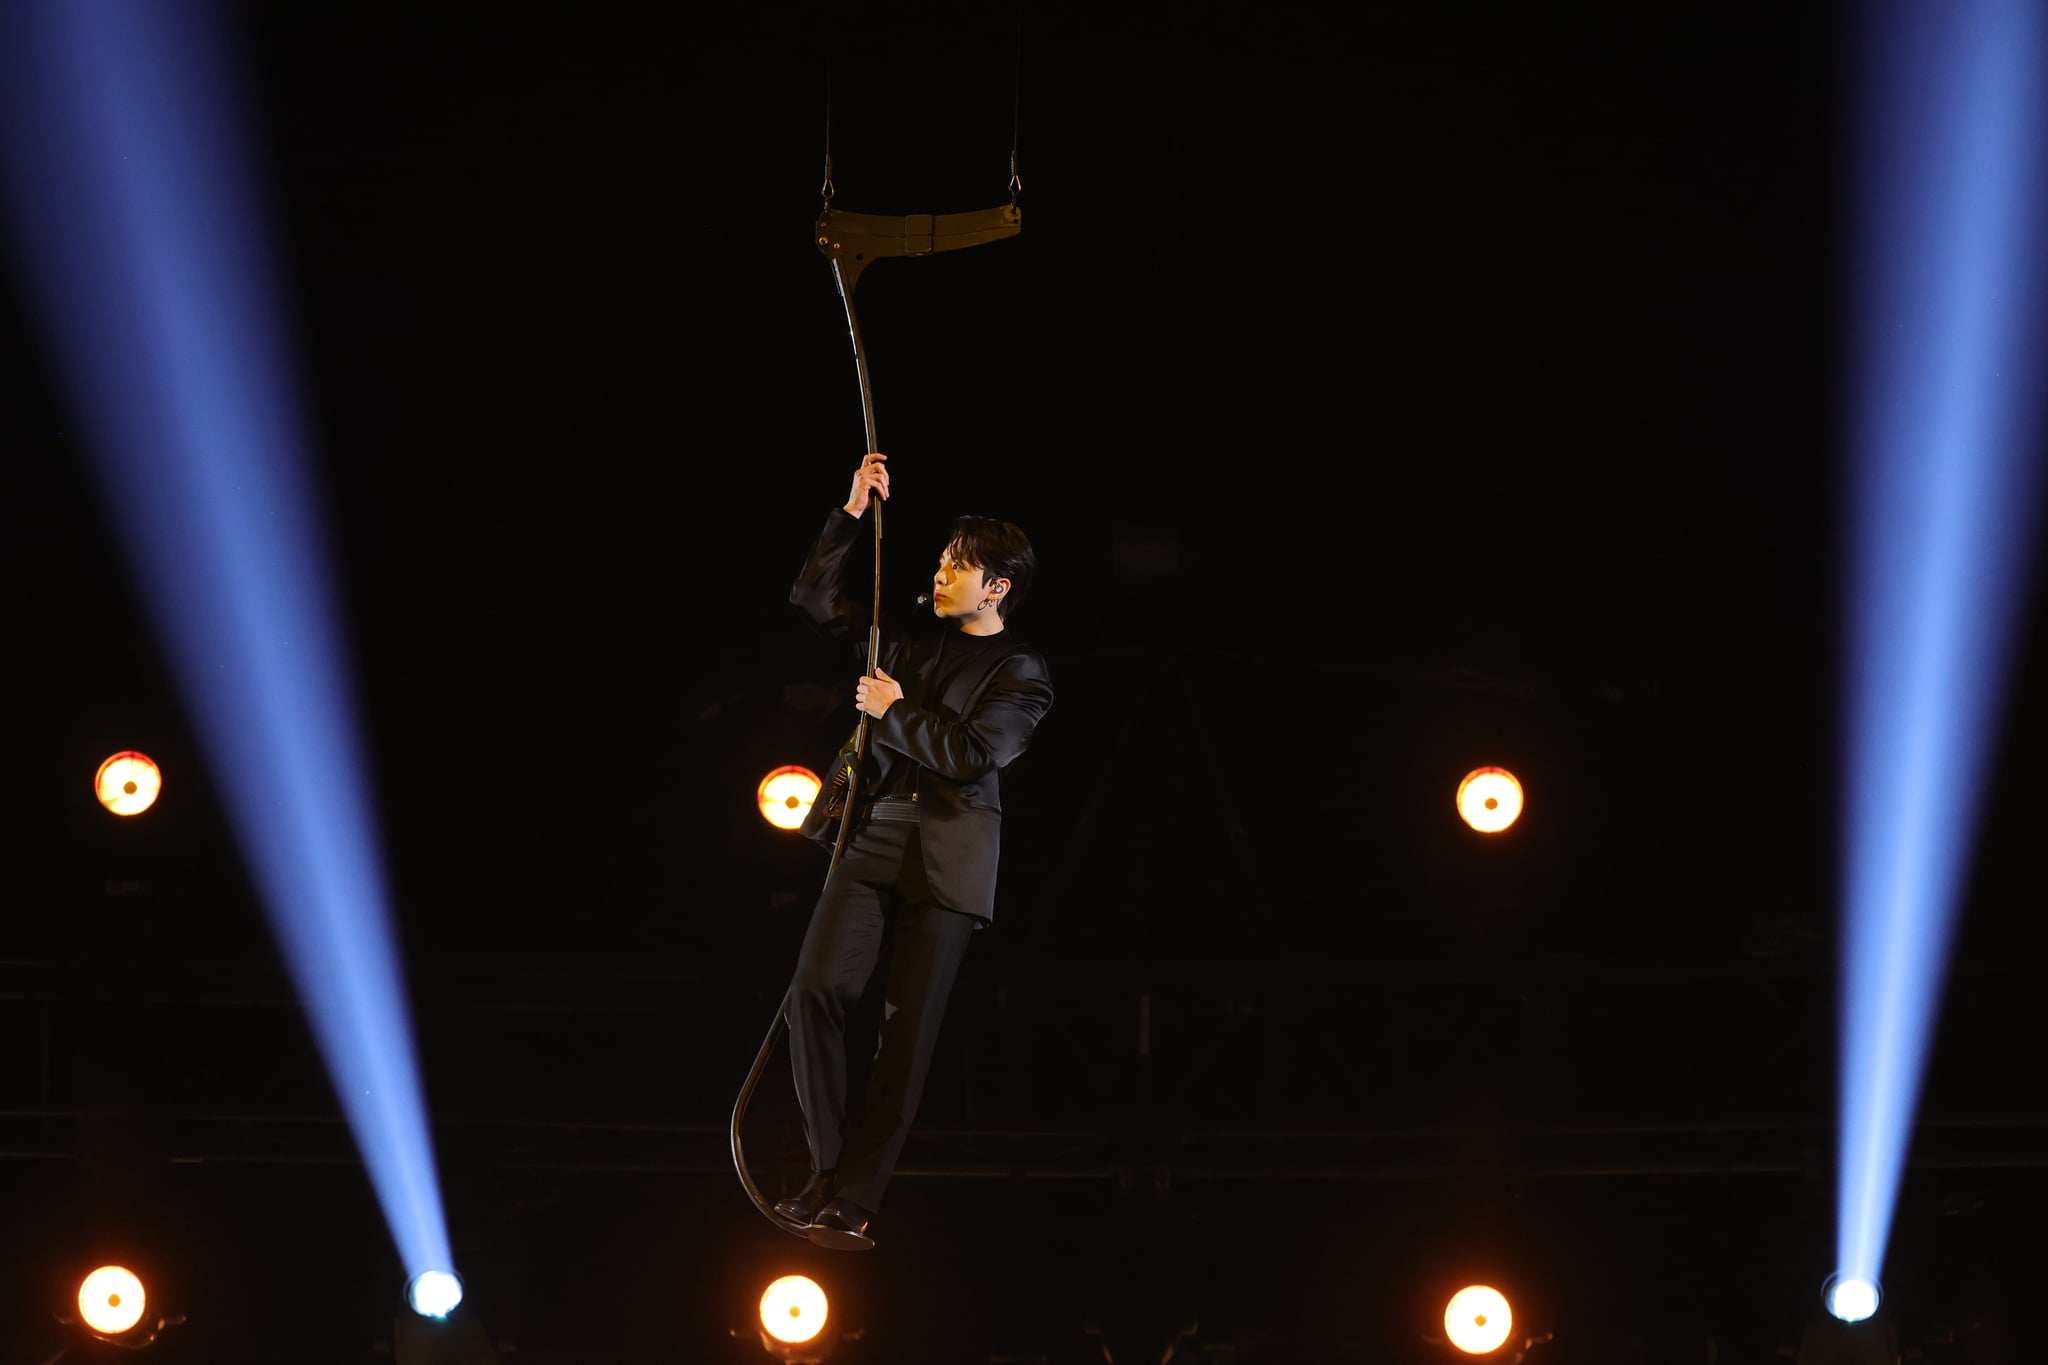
[{"xmin": 929, "ymin": 540, "xmax": 996, "ymax": 618}]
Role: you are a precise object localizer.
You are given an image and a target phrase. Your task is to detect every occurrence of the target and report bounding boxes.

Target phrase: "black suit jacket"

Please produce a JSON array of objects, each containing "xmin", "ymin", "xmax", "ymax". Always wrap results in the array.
[{"xmin": 789, "ymin": 507, "xmax": 1054, "ymax": 922}]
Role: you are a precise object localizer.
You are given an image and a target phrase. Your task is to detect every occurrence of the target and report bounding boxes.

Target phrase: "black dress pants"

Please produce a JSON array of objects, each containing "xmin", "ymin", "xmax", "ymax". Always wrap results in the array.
[{"xmin": 785, "ymin": 815, "xmax": 978, "ymax": 1214}]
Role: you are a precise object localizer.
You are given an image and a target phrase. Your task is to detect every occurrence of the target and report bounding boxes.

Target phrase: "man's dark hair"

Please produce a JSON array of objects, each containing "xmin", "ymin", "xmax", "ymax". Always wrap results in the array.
[{"xmin": 947, "ymin": 515, "xmax": 1036, "ymax": 620}]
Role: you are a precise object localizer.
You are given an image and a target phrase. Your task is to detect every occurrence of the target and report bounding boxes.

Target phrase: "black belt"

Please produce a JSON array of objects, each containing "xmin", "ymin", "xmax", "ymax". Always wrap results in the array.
[{"xmin": 862, "ymin": 794, "xmax": 921, "ymax": 824}]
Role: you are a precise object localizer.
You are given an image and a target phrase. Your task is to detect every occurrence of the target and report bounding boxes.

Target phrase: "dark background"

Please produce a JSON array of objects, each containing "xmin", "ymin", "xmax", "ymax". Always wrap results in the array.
[{"xmin": 3, "ymin": 2, "xmax": 2045, "ymax": 1362}]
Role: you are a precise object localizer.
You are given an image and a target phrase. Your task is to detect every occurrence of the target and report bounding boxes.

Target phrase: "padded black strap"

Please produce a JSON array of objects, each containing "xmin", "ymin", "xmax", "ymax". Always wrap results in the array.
[{"xmin": 814, "ymin": 203, "xmax": 1022, "ymax": 297}]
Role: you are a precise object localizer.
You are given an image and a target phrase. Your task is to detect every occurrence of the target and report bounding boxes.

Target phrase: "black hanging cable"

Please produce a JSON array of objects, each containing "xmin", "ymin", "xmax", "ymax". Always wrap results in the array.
[
  {"xmin": 820, "ymin": 56, "xmax": 835, "ymax": 208},
  {"xmin": 730, "ymin": 20, "xmax": 1027, "ymax": 1245},
  {"xmin": 1009, "ymin": 1, "xmax": 1023, "ymax": 205}
]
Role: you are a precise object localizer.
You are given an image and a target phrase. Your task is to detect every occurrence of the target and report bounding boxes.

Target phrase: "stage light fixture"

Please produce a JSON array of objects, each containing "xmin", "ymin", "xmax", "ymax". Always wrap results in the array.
[
  {"xmin": 758, "ymin": 765, "xmax": 822, "ymax": 831},
  {"xmin": 1456, "ymin": 767, "xmax": 1523, "ymax": 834},
  {"xmin": 389, "ymin": 1298, "xmax": 502, "ymax": 1365},
  {"xmin": 1823, "ymin": 1273, "xmax": 1880, "ymax": 1324},
  {"xmin": 1443, "ymin": 1284, "xmax": 1512, "ymax": 1354},
  {"xmin": 760, "ymin": 1274, "xmax": 828, "ymax": 1344},
  {"xmin": 1794, "ymin": 1278, "xmax": 1898, "ymax": 1365},
  {"xmin": 58, "ymin": 1263, "xmax": 185, "ymax": 1351},
  {"xmin": 77, "ymin": 1265, "xmax": 145, "ymax": 1336},
  {"xmin": 406, "ymin": 1270, "xmax": 464, "ymax": 1319},
  {"xmin": 94, "ymin": 750, "xmax": 162, "ymax": 816},
  {"xmin": 751, "ymin": 1274, "xmax": 838, "ymax": 1361}
]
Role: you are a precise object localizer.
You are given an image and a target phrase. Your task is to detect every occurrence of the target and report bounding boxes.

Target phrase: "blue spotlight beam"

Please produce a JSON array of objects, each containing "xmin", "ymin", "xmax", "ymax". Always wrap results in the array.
[
  {"xmin": 1839, "ymin": 0, "xmax": 2048, "ymax": 1291},
  {"xmin": 0, "ymin": 2, "xmax": 452, "ymax": 1281}
]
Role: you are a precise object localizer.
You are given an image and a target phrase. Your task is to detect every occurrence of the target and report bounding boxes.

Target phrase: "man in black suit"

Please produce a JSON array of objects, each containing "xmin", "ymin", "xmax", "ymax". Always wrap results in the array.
[{"xmin": 774, "ymin": 450, "xmax": 1055, "ymax": 1250}]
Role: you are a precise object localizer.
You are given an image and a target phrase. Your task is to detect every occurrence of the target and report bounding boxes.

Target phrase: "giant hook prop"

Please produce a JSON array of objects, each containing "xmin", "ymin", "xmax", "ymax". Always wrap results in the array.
[{"xmin": 730, "ymin": 199, "xmax": 1022, "ymax": 1240}]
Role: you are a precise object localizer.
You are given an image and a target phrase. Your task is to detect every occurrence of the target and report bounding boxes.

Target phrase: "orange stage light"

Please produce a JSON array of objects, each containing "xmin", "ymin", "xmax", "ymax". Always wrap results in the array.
[
  {"xmin": 95, "ymin": 751, "xmax": 163, "ymax": 816},
  {"xmin": 1456, "ymin": 766, "xmax": 1523, "ymax": 834},
  {"xmin": 77, "ymin": 1265, "xmax": 146, "ymax": 1336},
  {"xmin": 758, "ymin": 765, "xmax": 822, "ymax": 831},
  {"xmin": 1443, "ymin": 1283, "xmax": 1512, "ymax": 1354},
  {"xmin": 758, "ymin": 1274, "xmax": 828, "ymax": 1345}
]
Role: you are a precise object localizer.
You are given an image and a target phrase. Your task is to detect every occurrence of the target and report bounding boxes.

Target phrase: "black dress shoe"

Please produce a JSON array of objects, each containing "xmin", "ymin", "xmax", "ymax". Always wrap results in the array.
[
  {"xmin": 772, "ymin": 1171, "xmax": 834, "ymax": 1230},
  {"xmin": 806, "ymin": 1196, "xmax": 876, "ymax": 1251}
]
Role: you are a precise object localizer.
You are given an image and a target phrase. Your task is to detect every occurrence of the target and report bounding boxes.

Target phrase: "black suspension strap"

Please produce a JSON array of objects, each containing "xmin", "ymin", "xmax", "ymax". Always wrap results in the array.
[{"xmin": 730, "ymin": 16, "xmax": 1025, "ymax": 1240}]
